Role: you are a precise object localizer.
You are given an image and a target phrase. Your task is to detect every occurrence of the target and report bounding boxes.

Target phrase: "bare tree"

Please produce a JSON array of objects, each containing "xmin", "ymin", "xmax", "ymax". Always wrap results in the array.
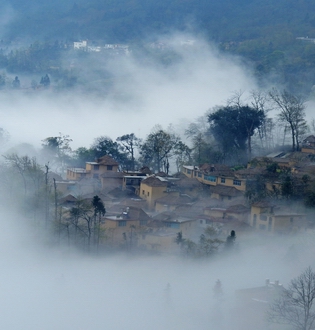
[
  {"xmin": 269, "ymin": 88, "xmax": 307, "ymax": 151},
  {"xmin": 139, "ymin": 126, "xmax": 180, "ymax": 173},
  {"xmin": 268, "ymin": 267, "xmax": 315, "ymax": 330}
]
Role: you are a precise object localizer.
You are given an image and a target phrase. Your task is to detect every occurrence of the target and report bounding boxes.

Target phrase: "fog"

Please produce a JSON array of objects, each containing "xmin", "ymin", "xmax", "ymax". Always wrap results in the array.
[
  {"xmin": 2, "ymin": 33, "xmax": 315, "ymax": 329},
  {"xmin": 0, "ymin": 35, "xmax": 257, "ymax": 149},
  {"xmin": 1, "ymin": 205, "xmax": 314, "ymax": 330}
]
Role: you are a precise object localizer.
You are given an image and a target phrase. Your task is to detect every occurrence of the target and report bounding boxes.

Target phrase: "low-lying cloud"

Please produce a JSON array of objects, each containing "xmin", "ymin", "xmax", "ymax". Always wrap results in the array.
[
  {"xmin": 0, "ymin": 206, "xmax": 314, "ymax": 330},
  {"xmin": 1, "ymin": 33, "xmax": 257, "ymax": 150}
]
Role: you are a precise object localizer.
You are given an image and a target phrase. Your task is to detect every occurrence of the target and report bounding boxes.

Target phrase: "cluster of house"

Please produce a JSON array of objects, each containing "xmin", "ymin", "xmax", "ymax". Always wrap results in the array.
[
  {"xmin": 55, "ymin": 136, "xmax": 315, "ymax": 253},
  {"xmin": 73, "ymin": 41, "xmax": 130, "ymax": 55}
]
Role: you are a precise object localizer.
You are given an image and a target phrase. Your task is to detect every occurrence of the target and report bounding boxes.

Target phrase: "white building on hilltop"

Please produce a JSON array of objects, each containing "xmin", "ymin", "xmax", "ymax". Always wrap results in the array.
[{"xmin": 73, "ymin": 41, "xmax": 87, "ymax": 50}]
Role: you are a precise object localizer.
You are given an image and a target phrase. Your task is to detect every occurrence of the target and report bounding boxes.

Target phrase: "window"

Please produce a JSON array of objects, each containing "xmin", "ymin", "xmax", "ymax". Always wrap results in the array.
[
  {"xmin": 260, "ymin": 215, "xmax": 267, "ymax": 221},
  {"xmin": 204, "ymin": 175, "xmax": 216, "ymax": 182},
  {"xmin": 94, "ymin": 165, "xmax": 99, "ymax": 171},
  {"xmin": 221, "ymin": 178, "xmax": 225, "ymax": 183},
  {"xmin": 233, "ymin": 179, "xmax": 241, "ymax": 186},
  {"xmin": 166, "ymin": 222, "xmax": 180, "ymax": 229},
  {"xmin": 198, "ymin": 172, "xmax": 202, "ymax": 178},
  {"xmin": 140, "ymin": 220, "xmax": 147, "ymax": 226},
  {"xmin": 147, "ymin": 192, "xmax": 150, "ymax": 196},
  {"xmin": 118, "ymin": 221, "xmax": 126, "ymax": 227},
  {"xmin": 142, "ymin": 190, "xmax": 145, "ymax": 195},
  {"xmin": 253, "ymin": 214, "xmax": 257, "ymax": 227},
  {"xmin": 107, "ymin": 165, "xmax": 113, "ymax": 170},
  {"xmin": 187, "ymin": 169, "xmax": 191, "ymax": 174}
]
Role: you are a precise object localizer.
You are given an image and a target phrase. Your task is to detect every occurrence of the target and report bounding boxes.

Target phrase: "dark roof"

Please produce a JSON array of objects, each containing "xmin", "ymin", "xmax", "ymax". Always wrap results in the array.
[
  {"xmin": 155, "ymin": 171, "xmax": 167, "ymax": 177},
  {"xmin": 140, "ymin": 166, "xmax": 152, "ymax": 175},
  {"xmin": 152, "ymin": 211, "xmax": 195, "ymax": 223},
  {"xmin": 106, "ymin": 205, "xmax": 151, "ymax": 221},
  {"xmin": 80, "ymin": 192, "xmax": 112, "ymax": 202},
  {"xmin": 199, "ymin": 163, "xmax": 234, "ymax": 176},
  {"xmin": 152, "ymin": 211, "xmax": 178, "ymax": 222},
  {"xmin": 303, "ymin": 135, "xmax": 315, "ymax": 143},
  {"xmin": 58, "ymin": 194, "xmax": 77, "ymax": 204},
  {"xmin": 119, "ymin": 198, "xmax": 147, "ymax": 209},
  {"xmin": 226, "ymin": 204, "xmax": 250, "ymax": 214},
  {"xmin": 210, "ymin": 185, "xmax": 243, "ymax": 197},
  {"xmin": 107, "ymin": 187, "xmax": 138, "ymax": 199},
  {"xmin": 251, "ymin": 200, "xmax": 275, "ymax": 208},
  {"xmin": 97, "ymin": 155, "xmax": 119, "ymax": 166},
  {"xmin": 141, "ymin": 176, "xmax": 168, "ymax": 187},
  {"xmin": 173, "ymin": 173, "xmax": 202, "ymax": 188},
  {"xmin": 235, "ymin": 167, "xmax": 265, "ymax": 178},
  {"xmin": 155, "ymin": 194, "xmax": 194, "ymax": 206},
  {"xmin": 176, "ymin": 198, "xmax": 225, "ymax": 218}
]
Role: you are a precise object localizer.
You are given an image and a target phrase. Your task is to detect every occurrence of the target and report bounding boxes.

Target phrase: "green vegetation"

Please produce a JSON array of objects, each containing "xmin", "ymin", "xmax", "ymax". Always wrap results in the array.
[{"xmin": 1, "ymin": 0, "xmax": 315, "ymax": 93}]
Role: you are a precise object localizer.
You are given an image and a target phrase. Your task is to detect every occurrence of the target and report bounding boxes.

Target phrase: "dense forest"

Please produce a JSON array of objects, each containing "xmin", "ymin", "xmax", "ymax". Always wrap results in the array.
[{"xmin": 1, "ymin": 0, "xmax": 315, "ymax": 94}]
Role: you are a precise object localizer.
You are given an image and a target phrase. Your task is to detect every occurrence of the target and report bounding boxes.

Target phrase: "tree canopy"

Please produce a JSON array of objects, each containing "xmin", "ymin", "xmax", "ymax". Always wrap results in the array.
[{"xmin": 208, "ymin": 105, "xmax": 265, "ymax": 162}]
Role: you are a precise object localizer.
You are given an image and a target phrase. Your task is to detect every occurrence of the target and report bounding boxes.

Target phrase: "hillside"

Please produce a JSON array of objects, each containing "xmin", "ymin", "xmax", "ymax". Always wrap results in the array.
[
  {"xmin": 2, "ymin": 0, "xmax": 315, "ymax": 93},
  {"xmin": 3, "ymin": 0, "xmax": 315, "ymax": 42}
]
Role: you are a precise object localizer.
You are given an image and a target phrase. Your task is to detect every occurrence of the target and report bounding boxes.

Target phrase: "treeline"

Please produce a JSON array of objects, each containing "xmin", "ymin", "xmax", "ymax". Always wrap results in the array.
[
  {"xmin": 0, "ymin": 42, "xmax": 95, "ymax": 91},
  {"xmin": 2, "ymin": 88, "xmax": 311, "ymax": 177},
  {"xmin": 3, "ymin": 0, "xmax": 315, "ymax": 93},
  {"xmin": 0, "ymin": 88, "xmax": 314, "ymax": 251},
  {"xmin": 4, "ymin": 0, "xmax": 315, "ymax": 43}
]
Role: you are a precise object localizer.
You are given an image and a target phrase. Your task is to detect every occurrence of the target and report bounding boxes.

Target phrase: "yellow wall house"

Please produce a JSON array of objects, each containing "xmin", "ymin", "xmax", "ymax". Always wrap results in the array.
[
  {"xmin": 103, "ymin": 205, "xmax": 151, "ymax": 247},
  {"xmin": 138, "ymin": 231, "xmax": 179, "ymax": 254},
  {"xmin": 67, "ymin": 155, "xmax": 119, "ymax": 181},
  {"xmin": 182, "ymin": 164, "xmax": 246, "ymax": 192},
  {"xmin": 250, "ymin": 201, "xmax": 307, "ymax": 234},
  {"xmin": 203, "ymin": 204, "xmax": 250, "ymax": 224},
  {"xmin": 139, "ymin": 176, "xmax": 169, "ymax": 210},
  {"xmin": 150, "ymin": 211, "xmax": 198, "ymax": 237},
  {"xmin": 301, "ymin": 135, "xmax": 315, "ymax": 154}
]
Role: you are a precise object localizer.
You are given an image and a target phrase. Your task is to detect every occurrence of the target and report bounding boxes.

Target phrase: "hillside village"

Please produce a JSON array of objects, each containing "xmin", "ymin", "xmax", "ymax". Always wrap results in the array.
[{"xmin": 52, "ymin": 134, "xmax": 315, "ymax": 254}]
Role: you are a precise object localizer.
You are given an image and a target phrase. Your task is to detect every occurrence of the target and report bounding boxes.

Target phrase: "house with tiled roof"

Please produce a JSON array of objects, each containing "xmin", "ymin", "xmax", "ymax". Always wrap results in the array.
[
  {"xmin": 209, "ymin": 185, "xmax": 244, "ymax": 202},
  {"xmin": 155, "ymin": 194, "xmax": 194, "ymax": 212},
  {"xmin": 225, "ymin": 204, "xmax": 250, "ymax": 223},
  {"xmin": 172, "ymin": 172, "xmax": 202, "ymax": 197},
  {"xmin": 66, "ymin": 155, "xmax": 119, "ymax": 181},
  {"xmin": 103, "ymin": 205, "xmax": 151, "ymax": 247},
  {"xmin": 100, "ymin": 171, "xmax": 124, "ymax": 190},
  {"xmin": 139, "ymin": 175, "xmax": 169, "ymax": 210},
  {"xmin": 150, "ymin": 211, "xmax": 199, "ymax": 237},
  {"xmin": 250, "ymin": 201, "xmax": 307, "ymax": 234},
  {"xmin": 182, "ymin": 164, "xmax": 247, "ymax": 192},
  {"xmin": 58, "ymin": 194, "xmax": 78, "ymax": 208},
  {"xmin": 234, "ymin": 280, "xmax": 284, "ymax": 330},
  {"xmin": 302, "ymin": 135, "xmax": 315, "ymax": 154},
  {"xmin": 137, "ymin": 231, "xmax": 178, "ymax": 254}
]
